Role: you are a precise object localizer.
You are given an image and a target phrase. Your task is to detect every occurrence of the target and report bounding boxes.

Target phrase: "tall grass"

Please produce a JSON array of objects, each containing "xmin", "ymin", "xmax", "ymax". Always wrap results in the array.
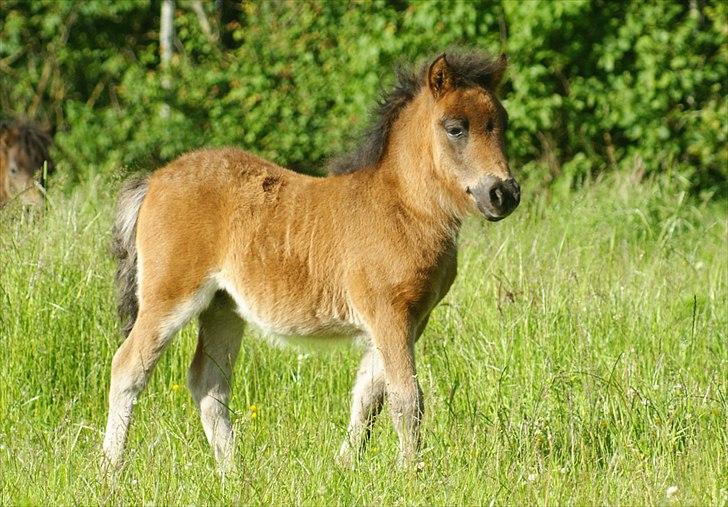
[{"xmin": 1, "ymin": 172, "xmax": 726, "ymax": 505}]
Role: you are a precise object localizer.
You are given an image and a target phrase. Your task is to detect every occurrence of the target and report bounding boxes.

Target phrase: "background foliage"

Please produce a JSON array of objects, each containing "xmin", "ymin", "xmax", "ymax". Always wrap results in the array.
[{"xmin": 1, "ymin": 0, "xmax": 726, "ymax": 194}]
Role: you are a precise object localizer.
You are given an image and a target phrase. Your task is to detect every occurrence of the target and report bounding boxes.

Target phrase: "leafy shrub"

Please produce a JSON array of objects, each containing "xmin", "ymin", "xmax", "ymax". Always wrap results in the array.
[{"xmin": 1, "ymin": 0, "xmax": 725, "ymax": 195}]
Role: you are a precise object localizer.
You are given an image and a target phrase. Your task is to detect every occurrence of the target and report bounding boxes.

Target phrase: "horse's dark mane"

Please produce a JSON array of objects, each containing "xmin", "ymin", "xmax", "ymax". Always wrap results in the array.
[
  {"xmin": 0, "ymin": 119, "xmax": 54, "ymax": 173},
  {"xmin": 327, "ymin": 51, "xmax": 506, "ymax": 175}
]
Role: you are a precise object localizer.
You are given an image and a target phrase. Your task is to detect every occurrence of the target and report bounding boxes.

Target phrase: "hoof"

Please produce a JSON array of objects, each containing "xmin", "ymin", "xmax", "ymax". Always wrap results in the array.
[
  {"xmin": 335, "ymin": 444, "xmax": 358, "ymax": 470},
  {"xmin": 100, "ymin": 455, "xmax": 122, "ymax": 480},
  {"xmin": 396, "ymin": 452, "xmax": 425, "ymax": 472}
]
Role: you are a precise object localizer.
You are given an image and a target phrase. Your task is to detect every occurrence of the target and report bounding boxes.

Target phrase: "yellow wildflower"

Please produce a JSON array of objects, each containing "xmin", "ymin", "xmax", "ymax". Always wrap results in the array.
[{"xmin": 171, "ymin": 383, "xmax": 181, "ymax": 392}]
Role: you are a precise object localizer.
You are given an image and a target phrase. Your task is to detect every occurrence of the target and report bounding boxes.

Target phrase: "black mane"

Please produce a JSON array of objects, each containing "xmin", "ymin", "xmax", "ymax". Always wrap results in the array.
[{"xmin": 327, "ymin": 51, "xmax": 506, "ymax": 175}]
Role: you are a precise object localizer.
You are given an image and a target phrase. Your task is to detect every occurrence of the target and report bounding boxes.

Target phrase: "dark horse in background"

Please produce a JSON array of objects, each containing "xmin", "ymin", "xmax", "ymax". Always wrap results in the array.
[{"xmin": 0, "ymin": 120, "xmax": 55, "ymax": 207}]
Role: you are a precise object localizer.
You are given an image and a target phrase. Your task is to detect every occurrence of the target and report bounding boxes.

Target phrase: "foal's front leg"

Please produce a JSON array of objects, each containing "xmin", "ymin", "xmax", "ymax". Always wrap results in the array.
[
  {"xmin": 373, "ymin": 316, "xmax": 424, "ymax": 466},
  {"xmin": 337, "ymin": 348, "xmax": 386, "ymax": 467}
]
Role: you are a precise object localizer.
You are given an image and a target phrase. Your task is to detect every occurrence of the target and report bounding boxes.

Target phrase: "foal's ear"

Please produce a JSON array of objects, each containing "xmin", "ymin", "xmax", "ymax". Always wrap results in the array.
[
  {"xmin": 484, "ymin": 53, "xmax": 508, "ymax": 90},
  {"xmin": 428, "ymin": 54, "xmax": 455, "ymax": 99}
]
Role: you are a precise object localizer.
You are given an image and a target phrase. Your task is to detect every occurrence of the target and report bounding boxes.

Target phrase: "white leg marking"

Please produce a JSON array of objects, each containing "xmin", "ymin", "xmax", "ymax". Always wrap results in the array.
[
  {"xmin": 103, "ymin": 278, "xmax": 219, "ymax": 469},
  {"xmin": 337, "ymin": 348, "xmax": 386, "ymax": 467},
  {"xmin": 188, "ymin": 293, "xmax": 244, "ymax": 473}
]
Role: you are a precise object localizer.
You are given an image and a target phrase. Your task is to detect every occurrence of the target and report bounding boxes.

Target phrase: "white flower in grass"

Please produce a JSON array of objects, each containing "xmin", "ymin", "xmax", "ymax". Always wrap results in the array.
[
  {"xmin": 527, "ymin": 473, "xmax": 537, "ymax": 482},
  {"xmin": 665, "ymin": 485, "xmax": 678, "ymax": 500}
]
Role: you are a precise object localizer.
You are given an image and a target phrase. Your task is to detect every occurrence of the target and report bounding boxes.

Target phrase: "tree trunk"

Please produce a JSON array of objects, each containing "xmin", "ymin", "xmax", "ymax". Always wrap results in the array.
[{"xmin": 159, "ymin": 0, "xmax": 174, "ymax": 118}]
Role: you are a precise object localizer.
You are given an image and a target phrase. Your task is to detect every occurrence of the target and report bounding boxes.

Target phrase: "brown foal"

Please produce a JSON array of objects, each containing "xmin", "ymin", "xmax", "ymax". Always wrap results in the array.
[
  {"xmin": 0, "ymin": 120, "xmax": 54, "ymax": 207},
  {"xmin": 103, "ymin": 51, "xmax": 520, "ymax": 471}
]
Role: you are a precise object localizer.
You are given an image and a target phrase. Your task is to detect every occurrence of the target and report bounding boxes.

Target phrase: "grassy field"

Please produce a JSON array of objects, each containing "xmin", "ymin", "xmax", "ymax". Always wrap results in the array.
[{"xmin": 1, "ymin": 171, "xmax": 726, "ymax": 505}]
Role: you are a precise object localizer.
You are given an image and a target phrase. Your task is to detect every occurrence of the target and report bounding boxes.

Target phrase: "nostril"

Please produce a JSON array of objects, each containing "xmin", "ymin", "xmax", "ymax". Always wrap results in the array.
[
  {"xmin": 489, "ymin": 186, "xmax": 503, "ymax": 207},
  {"xmin": 505, "ymin": 178, "xmax": 521, "ymax": 204}
]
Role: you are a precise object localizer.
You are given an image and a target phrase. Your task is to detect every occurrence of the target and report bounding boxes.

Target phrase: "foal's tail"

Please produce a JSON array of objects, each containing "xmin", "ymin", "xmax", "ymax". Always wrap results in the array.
[{"xmin": 111, "ymin": 176, "xmax": 149, "ymax": 338}]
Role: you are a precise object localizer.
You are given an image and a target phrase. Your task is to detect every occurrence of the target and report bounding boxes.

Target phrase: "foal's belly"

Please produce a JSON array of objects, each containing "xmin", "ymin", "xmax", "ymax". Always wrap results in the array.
[{"xmin": 212, "ymin": 273, "xmax": 366, "ymax": 348}]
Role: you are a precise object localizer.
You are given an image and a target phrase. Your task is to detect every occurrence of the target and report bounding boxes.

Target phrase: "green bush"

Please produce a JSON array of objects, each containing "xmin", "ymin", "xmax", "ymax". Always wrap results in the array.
[{"xmin": 1, "ymin": 0, "xmax": 725, "ymax": 194}]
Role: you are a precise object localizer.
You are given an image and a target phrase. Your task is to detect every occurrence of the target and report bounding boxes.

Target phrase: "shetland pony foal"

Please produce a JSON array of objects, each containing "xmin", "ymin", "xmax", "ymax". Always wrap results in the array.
[{"xmin": 103, "ymin": 52, "xmax": 520, "ymax": 471}]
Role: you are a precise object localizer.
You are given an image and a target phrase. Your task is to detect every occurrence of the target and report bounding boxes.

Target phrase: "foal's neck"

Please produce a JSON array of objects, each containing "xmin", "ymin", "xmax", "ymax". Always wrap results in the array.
[{"xmin": 372, "ymin": 92, "xmax": 464, "ymax": 245}]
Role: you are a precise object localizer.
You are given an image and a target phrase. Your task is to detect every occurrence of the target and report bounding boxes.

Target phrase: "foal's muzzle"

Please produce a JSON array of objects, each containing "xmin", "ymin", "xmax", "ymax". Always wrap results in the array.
[{"xmin": 468, "ymin": 175, "xmax": 520, "ymax": 221}]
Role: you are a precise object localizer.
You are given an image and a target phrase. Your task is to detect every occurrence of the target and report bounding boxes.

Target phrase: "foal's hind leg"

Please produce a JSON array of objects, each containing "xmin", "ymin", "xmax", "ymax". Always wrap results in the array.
[
  {"xmin": 102, "ymin": 311, "xmax": 180, "ymax": 468},
  {"xmin": 337, "ymin": 348, "xmax": 386, "ymax": 468},
  {"xmin": 188, "ymin": 292, "xmax": 244, "ymax": 471},
  {"xmin": 103, "ymin": 283, "xmax": 216, "ymax": 469}
]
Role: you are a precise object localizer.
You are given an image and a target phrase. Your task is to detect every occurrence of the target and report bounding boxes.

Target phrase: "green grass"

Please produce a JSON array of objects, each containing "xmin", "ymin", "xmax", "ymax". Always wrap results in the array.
[{"xmin": 1, "ymin": 172, "xmax": 726, "ymax": 505}]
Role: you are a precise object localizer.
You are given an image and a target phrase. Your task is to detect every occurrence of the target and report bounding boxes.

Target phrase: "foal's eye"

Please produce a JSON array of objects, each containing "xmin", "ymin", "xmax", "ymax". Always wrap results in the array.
[
  {"xmin": 447, "ymin": 126, "xmax": 464, "ymax": 138},
  {"xmin": 485, "ymin": 120, "xmax": 495, "ymax": 133},
  {"xmin": 443, "ymin": 119, "xmax": 468, "ymax": 140}
]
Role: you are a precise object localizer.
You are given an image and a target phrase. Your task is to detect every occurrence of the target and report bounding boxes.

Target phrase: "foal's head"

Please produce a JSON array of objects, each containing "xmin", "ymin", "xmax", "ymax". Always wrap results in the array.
[
  {"xmin": 329, "ymin": 51, "xmax": 520, "ymax": 222},
  {"xmin": 426, "ymin": 53, "xmax": 519, "ymax": 221},
  {"xmin": 0, "ymin": 120, "xmax": 54, "ymax": 207}
]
